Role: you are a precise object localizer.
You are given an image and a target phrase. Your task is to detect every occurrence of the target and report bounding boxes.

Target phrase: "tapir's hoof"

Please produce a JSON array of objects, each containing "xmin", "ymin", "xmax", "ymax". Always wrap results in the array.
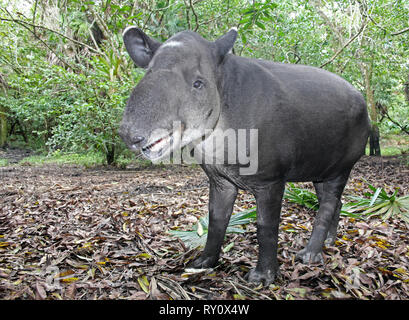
[
  {"xmin": 245, "ymin": 268, "xmax": 277, "ymax": 286},
  {"xmin": 187, "ymin": 255, "xmax": 218, "ymax": 269},
  {"xmin": 296, "ymin": 248, "xmax": 324, "ymax": 264}
]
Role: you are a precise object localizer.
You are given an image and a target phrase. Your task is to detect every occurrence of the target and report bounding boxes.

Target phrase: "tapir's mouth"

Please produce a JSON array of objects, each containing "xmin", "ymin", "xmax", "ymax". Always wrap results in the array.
[
  {"xmin": 138, "ymin": 122, "xmax": 209, "ymax": 162},
  {"xmin": 141, "ymin": 133, "xmax": 174, "ymax": 160}
]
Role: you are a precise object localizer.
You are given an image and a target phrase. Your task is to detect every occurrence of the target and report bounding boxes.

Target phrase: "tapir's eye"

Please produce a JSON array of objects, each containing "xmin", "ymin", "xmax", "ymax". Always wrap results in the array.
[{"xmin": 193, "ymin": 80, "xmax": 204, "ymax": 89}]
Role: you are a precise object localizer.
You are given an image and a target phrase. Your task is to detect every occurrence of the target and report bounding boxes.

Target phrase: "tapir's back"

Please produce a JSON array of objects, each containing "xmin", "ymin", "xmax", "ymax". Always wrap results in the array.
[{"xmin": 222, "ymin": 55, "xmax": 367, "ymax": 120}]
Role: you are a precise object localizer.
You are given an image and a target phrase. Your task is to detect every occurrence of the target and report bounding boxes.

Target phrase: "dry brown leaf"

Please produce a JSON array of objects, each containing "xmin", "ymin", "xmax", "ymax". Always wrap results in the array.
[{"xmin": 0, "ymin": 156, "xmax": 408, "ymax": 300}]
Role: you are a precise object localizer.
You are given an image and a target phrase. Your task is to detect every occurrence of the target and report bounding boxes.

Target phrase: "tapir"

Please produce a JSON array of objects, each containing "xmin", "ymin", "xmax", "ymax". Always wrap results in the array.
[{"xmin": 119, "ymin": 27, "xmax": 370, "ymax": 285}]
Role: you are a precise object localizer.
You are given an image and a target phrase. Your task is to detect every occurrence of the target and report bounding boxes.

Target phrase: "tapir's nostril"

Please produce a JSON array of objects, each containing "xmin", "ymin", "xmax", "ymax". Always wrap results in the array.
[{"xmin": 118, "ymin": 127, "xmax": 145, "ymax": 150}]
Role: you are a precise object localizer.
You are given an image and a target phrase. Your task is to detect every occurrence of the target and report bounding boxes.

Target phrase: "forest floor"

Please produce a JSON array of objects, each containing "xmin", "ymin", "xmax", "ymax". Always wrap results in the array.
[{"xmin": 0, "ymin": 152, "xmax": 408, "ymax": 300}]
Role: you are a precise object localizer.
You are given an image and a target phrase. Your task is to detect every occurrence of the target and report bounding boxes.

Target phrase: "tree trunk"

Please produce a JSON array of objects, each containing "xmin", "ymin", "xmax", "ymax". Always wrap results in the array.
[
  {"xmin": 0, "ymin": 106, "xmax": 7, "ymax": 148},
  {"xmin": 369, "ymin": 124, "xmax": 381, "ymax": 156},
  {"xmin": 106, "ymin": 143, "xmax": 115, "ymax": 165},
  {"xmin": 360, "ymin": 62, "xmax": 381, "ymax": 156},
  {"xmin": 0, "ymin": 74, "xmax": 8, "ymax": 148}
]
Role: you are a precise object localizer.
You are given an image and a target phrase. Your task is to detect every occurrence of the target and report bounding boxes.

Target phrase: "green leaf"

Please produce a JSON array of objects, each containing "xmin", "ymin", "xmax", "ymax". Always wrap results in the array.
[
  {"xmin": 367, "ymin": 183, "xmax": 377, "ymax": 192},
  {"xmin": 226, "ymin": 226, "xmax": 246, "ymax": 234},
  {"xmin": 241, "ymin": 32, "xmax": 247, "ymax": 44},
  {"xmin": 362, "ymin": 201, "xmax": 389, "ymax": 215},
  {"xmin": 369, "ymin": 188, "xmax": 382, "ymax": 206},
  {"xmin": 255, "ymin": 21, "xmax": 266, "ymax": 30},
  {"xmin": 170, "ymin": 206, "xmax": 256, "ymax": 249},
  {"xmin": 240, "ymin": 17, "xmax": 253, "ymax": 24},
  {"xmin": 243, "ymin": 22, "xmax": 253, "ymax": 30},
  {"xmin": 137, "ymin": 276, "xmax": 149, "ymax": 294},
  {"xmin": 223, "ymin": 242, "xmax": 235, "ymax": 253}
]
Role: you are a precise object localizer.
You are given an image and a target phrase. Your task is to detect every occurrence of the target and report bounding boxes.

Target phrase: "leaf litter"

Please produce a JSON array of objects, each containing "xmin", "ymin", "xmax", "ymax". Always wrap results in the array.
[{"xmin": 0, "ymin": 155, "xmax": 408, "ymax": 300}]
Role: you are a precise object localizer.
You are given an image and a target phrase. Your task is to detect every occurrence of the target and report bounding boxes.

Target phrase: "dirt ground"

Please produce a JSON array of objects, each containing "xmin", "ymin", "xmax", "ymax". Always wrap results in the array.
[{"xmin": 0, "ymin": 153, "xmax": 408, "ymax": 300}]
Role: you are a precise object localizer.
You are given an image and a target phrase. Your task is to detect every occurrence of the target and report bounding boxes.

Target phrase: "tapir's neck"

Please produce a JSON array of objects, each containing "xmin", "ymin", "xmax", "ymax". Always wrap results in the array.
[{"xmin": 216, "ymin": 54, "xmax": 254, "ymax": 130}]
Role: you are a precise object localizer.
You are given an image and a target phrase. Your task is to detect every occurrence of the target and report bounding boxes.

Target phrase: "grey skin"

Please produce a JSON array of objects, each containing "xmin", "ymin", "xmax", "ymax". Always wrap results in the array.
[{"xmin": 119, "ymin": 27, "xmax": 370, "ymax": 285}]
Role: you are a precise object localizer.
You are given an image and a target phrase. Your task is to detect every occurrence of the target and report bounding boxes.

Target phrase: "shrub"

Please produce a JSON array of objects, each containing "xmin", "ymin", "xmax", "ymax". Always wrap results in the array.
[{"xmin": 3, "ymin": 55, "xmax": 143, "ymax": 164}]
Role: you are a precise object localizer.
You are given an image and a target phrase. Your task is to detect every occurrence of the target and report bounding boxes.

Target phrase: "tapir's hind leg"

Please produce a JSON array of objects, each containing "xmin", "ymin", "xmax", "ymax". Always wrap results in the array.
[
  {"xmin": 312, "ymin": 181, "xmax": 342, "ymax": 245},
  {"xmin": 296, "ymin": 172, "xmax": 349, "ymax": 264}
]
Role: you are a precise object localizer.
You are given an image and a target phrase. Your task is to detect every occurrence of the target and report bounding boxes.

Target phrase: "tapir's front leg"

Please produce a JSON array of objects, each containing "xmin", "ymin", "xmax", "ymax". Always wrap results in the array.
[
  {"xmin": 188, "ymin": 178, "xmax": 238, "ymax": 268},
  {"xmin": 246, "ymin": 181, "xmax": 285, "ymax": 285}
]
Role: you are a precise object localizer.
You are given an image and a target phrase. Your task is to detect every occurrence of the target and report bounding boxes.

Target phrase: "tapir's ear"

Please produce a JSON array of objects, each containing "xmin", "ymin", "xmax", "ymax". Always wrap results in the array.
[
  {"xmin": 123, "ymin": 26, "xmax": 162, "ymax": 68},
  {"xmin": 215, "ymin": 27, "xmax": 238, "ymax": 62}
]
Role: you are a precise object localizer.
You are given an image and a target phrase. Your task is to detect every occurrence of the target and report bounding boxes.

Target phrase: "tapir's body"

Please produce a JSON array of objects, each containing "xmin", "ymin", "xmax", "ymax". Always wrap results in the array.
[
  {"xmin": 203, "ymin": 55, "xmax": 368, "ymax": 184},
  {"xmin": 119, "ymin": 27, "xmax": 370, "ymax": 285}
]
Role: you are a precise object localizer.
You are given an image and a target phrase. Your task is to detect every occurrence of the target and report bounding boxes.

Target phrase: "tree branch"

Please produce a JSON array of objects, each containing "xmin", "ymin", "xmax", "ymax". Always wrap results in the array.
[
  {"xmin": 32, "ymin": 0, "xmax": 38, "ymax": 36},
  {"xmin": 1, "ymin": 15, "xmax": 76, "ymax": 70},
  {"xmin": 0, "ymin": 51, "xmax": 23, "ymax": 74},
  {"xmin": 378, "ymin": 103, "xmax": 409, "ymax": 135},
  {"xmin": 87, "ymin": 5, "xmax": 120, "ymax": 58},
  {"xmin": 182, "ymin": 0, "xmax": 191, "ymax": 29},
  {"xmin": 0, "ymin": 17, "xmax": 100, "ymax": 53},
  {"xmin": 357, "ymin": 0, "xmax": 409, "ymax": 37},
  {"xmin": 189, "ymin": 0, "xmax": 199, "ymax": 32},
  {"xmin": 391, "ymin": 26, "xmax": 409, "ymax": 36},
  {"xmin": 320, "ymin": 22, "xmax": 366, "ymax": 68},
  {"xmin": 310, "ymin": 0, "xmax": 344, "ymax": 45}
]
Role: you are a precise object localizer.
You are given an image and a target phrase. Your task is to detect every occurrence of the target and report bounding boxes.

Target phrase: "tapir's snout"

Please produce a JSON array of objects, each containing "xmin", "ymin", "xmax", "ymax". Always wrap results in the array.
[{"xmin": 118, "ymin": 124, "xmax": 145, "ymax": 151}]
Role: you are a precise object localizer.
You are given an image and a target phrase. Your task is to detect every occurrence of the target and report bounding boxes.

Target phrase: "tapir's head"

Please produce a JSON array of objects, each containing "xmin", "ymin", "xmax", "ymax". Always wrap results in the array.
[{"xmin": 119, "ymin": 27, "xmax": 237, "ymax": 161}]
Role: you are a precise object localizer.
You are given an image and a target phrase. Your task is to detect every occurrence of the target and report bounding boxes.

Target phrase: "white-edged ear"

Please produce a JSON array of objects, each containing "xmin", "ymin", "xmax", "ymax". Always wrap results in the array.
[
  {"xmin": 123, "ymin": 27, "xmax": 162, "ymax": 68},
  {"xmin": 215, "ymin": 28, "xmax": 238, "ymax": 62}
]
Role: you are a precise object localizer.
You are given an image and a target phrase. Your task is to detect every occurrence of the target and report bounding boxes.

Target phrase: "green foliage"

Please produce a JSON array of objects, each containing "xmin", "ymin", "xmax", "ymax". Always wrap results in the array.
[
  {"xmin": 3, "ymin": 64, "xmax": 74, "ymax": 146},
  {"xmin": 284, "ymin": 183, "xmax": 320, "ymax": 210},
  {"xmin": 342, "ymin": 183, "xmax": 409, "ymax": 224},
  {"xmin": 1, "ymin": 57, "xmax": 139, "ymax": 163},
  {"xmin": 169, "ymin": 208, "xmax": 257, "ymax": 249},
  {"xmin": 44, "ymin": 60, "xmax": 142, "ymax": 164},
  {"xmin": 239, "ymin": 0, "xmax": 278, "ymax": 34},
  {"xmin": 284, "ymin": 183, "xmax": 409, "ymax": 224},
  {"xmin": 19, "ymin": 151, "xmax": 105, "ymax": 167},
  {"xmin": 0, "ymin": 0, "xmax": 408, "ymax": 161}
]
